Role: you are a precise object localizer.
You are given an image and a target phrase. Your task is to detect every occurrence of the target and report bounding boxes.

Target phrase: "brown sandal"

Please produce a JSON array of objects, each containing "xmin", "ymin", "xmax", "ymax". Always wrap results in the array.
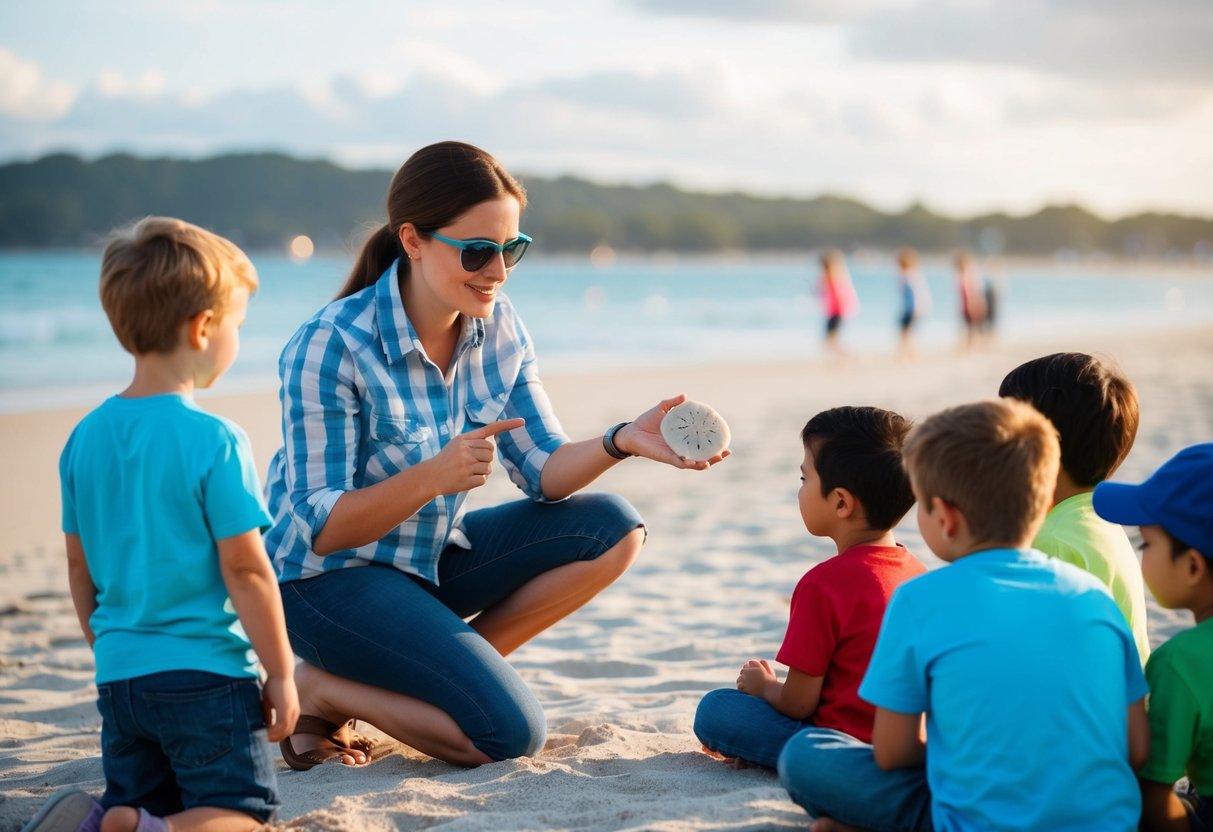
[{"xmin": 279, "ymin": 715, "xmax": 357, "ymax": 771}]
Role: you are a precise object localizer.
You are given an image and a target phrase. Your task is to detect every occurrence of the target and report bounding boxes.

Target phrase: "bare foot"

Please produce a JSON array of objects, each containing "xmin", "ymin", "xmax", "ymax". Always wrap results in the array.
[{"xmin": 698, "ymin": 744, "xmax": 757, "ymax": 769}]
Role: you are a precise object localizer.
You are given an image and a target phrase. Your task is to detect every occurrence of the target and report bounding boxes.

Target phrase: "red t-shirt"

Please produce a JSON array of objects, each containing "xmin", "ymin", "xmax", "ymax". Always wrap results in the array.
[{"xmin": 775, "ymin": 543, "xmax": 927, "ymax": 743}]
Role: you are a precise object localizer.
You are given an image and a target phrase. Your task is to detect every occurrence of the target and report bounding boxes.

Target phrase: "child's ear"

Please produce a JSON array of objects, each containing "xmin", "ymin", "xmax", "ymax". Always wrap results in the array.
[
  {"xmin": 187, "ymin": 309, "xmax": 215, "ymax": 350},
  {"xmin": 932, "ymin": 497, "xmax": 962, "ymax": 540},
  {"xmin": 1184, "ymin": 548, "xmax": 1210, "ymax": 585},
  {"xmin": 832, "ymin": 487, "xmax": 857, "ymax": 519}
]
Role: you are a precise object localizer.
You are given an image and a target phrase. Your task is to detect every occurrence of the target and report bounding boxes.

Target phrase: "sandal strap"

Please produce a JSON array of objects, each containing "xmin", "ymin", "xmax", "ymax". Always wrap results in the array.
[{"xmin": 293, "ymin": 714, "xmax": 342, "ymax": 737}]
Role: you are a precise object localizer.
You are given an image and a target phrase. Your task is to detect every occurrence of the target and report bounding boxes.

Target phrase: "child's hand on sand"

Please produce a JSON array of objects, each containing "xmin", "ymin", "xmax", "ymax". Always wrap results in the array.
[{"xmin": 736, "ymin": 659, "xmax": 776, "ymax": 696}]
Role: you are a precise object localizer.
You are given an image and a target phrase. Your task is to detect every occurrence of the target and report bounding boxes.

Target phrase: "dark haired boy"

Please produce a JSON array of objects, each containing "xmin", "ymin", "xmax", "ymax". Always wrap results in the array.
[
  {"xmin": 693, "ymin": 406, "xmax": 925, "ymax": 769},
  {"xmin": 999, "ymin": 351, "xmax": 1150, "ymax": 662},
  {"xmin": 1095, "ymin": 444, "xmax": 1213, "ymax": 832}
]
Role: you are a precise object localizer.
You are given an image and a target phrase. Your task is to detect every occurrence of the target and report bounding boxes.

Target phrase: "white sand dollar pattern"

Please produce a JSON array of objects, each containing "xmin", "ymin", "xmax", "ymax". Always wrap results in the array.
[{"xmin": 659, "ymin": 400, "xmax": 730, "ymax": 461}]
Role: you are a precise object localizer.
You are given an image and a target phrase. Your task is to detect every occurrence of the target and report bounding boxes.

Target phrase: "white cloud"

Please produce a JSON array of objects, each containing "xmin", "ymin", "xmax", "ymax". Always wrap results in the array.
[
  {"xmin": 848, "ymin": 0, "xmax": 1213, "ymax": 89},
  {"xmin": 94, "ymin": 68, "xmax": 166, "ymax": 99},
  {"xmin": 0, "ymin": 49, "xmax": 76, "ymax": 120}
]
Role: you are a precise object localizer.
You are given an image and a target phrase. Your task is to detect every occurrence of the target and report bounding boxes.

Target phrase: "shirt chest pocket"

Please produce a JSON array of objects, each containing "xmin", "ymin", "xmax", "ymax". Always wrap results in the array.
[
  {"xmin": 365, "ymin": 414, "xmax": 431, "ymax": 480},
  {"xmin": 464, "ymin": 393, "xmax": 509, "ymax": 430}
]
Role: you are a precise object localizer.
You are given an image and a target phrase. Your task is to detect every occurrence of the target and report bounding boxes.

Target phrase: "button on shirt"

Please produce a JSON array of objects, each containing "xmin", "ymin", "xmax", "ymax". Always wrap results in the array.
[{"xmin": 265, "ymin": 261, "xmax": 568, "ymax": 584}]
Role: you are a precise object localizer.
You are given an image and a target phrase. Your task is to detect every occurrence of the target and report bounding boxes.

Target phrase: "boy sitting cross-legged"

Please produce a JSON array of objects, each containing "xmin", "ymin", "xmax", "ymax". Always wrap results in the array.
[
  {"xmin": 778, "ymin": 399, "xmax": 1149, "ymax": 831},
  {"xmin": 693, "ymin": 406, "xmax": 926, "ymax": 770}
]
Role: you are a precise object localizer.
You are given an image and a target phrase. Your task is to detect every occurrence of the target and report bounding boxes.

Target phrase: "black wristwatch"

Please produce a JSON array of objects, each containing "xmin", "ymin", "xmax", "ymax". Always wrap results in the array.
[{"xmin": 602, "ymin": 422, "xmax": 634, "ymax": 460}]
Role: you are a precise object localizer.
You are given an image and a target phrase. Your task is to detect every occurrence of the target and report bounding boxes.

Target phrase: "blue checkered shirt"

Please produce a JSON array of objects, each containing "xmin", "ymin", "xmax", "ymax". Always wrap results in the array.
[{"xmin": 264, "ymin": 261, "xmax": 569, "ymax": 584}]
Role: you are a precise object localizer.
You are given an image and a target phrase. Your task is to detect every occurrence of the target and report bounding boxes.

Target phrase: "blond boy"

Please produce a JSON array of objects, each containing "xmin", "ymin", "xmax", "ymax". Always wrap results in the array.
[{"xmin": 27, "ymin": 218, "xmax": 298, "ymax": 832}]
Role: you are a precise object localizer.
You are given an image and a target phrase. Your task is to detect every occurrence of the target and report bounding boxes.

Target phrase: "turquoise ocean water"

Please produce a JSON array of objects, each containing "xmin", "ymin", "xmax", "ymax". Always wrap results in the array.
[{"xmin": 2, "ymin": 251, "xmax": 1211, "ymax": 412}]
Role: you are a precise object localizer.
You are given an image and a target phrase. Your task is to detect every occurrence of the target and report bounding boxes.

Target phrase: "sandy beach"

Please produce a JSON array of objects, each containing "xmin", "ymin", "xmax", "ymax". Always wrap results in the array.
[{"xmin": 2, "ymin": 327, "xmax": 1212, "ymax": 831}]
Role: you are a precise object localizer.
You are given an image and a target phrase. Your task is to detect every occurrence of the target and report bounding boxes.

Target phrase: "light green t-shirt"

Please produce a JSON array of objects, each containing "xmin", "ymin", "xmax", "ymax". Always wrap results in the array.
[
  {"xmin": 1032, "ymin": 492, "xmax": 1151, "ymax": 664},
  {"xmin": 1140, "ymin": 618, "xmax": 1213, "ymax": 793}
]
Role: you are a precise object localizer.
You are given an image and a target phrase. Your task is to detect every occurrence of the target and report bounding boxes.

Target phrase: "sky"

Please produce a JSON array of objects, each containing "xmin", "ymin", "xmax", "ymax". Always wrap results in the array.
[{"xmin": 2, "ymin": 0, "xmax": 1212, "ymax": 219}]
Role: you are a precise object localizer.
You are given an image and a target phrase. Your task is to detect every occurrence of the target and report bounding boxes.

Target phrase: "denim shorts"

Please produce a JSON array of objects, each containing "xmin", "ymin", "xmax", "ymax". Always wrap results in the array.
[
  {"xmin": 280, "ymin": 493, "xmax": 644, "ymax": 761},
  {"xmin": 96, "ymin": 670, "xmax": 278, "ymax": 822}
]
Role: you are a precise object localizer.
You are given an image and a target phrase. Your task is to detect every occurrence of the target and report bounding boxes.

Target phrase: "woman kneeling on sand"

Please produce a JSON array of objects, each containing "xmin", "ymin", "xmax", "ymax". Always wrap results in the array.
[{"xmin": 264, "ymin": 141, "xmax": 727, "ymax": 769}]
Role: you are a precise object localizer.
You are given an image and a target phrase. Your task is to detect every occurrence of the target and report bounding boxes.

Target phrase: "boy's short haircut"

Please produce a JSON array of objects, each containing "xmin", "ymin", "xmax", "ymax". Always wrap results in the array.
[
  {"xmin": 998, "ymin": 352, "xmax": 1138, "ymax": 486},
  {"xmin": 100, "ymin": 217, "xmax": 258, "ymax": 355},
  {"xmin": 802, "ymin": 406, "xmax": 915, "ymax": 531},
  {"xmin": 903, "ymin": 399, "xmax": 1060, "ymax": 544}
]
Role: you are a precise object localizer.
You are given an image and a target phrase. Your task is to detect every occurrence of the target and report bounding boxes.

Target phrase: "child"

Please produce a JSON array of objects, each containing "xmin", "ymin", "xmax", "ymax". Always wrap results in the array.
[
  {"xmin": 1094, "ymin": 443, "xmax": 1213, "ymax": 832},
  {"xmin": 819, "ymin": 249, "xmax": 859, "ymax": 357},
  {"xmin": 999, "ymin": 352, "xmax": 1151, "ymax": 662},
  {"xmin": 30, "ymin": 218, "xmax": 299, "ymax": 832},
  {"xmin": 778, "ymin": 399, "xmax": 1148, "ymax": 832},
  {"xmin": 895, "ymin": 247, "xmax": 930, "ymax": 360},
  {"xmin": 693, "ymin": 406, "xmax": 925, "ymax": 770}
]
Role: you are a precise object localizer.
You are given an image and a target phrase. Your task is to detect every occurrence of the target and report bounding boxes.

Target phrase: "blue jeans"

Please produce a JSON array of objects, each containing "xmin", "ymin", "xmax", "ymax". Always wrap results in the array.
[
  {"xmin": 280, "ymin": 493, "xmax": 643, "ymax": 761},
  {"xmin": 778, "ymin": 726, "xmax": 933, "ymax": 832},
  {"xmin": 693, "ymin": 688, "xmax": 810, "ymax": 770},
  {"xmin": 96, "ymin": 671, "xmax": 278, "ymax": 822}
]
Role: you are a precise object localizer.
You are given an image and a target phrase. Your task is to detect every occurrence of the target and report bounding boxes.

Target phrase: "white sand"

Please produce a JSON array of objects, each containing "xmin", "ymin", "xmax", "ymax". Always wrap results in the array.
[{"xmin": 2, "ymin": 327, "xmax": 1211, "ymax": 831}]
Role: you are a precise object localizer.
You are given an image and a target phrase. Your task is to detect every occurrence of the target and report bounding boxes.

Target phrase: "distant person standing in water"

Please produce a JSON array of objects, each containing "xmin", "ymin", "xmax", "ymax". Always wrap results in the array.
[
  {"xmin": 895, "ymin": 247, "xmax": 930, "ymax": 360},
  {"xmin": 955, "ymin": 251, "xmax": 987, "ymax": 351},
  {"xmin": 819, "ymin": 249, "xmax": 858, "ymax": 358}
]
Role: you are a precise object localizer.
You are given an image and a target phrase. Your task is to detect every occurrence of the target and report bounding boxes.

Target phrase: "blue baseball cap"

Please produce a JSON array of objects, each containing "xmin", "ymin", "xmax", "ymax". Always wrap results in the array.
[{"xmin": 1092, "ymin": 443, "xmax": 1213, "ymax": 557}]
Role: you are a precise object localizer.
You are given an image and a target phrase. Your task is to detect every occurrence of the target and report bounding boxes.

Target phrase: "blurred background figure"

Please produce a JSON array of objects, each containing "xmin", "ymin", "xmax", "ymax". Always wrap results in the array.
[
  {"xmin": 955, "ymin": 251, "xmax": 988, "ymax": 351},
  {"xmin": 895, "ymin": 247, "xmax": 931, "ymax": 360},
  {"xmin": 819, "ymin": 248, "xmax": 859, "ymax": 358}
]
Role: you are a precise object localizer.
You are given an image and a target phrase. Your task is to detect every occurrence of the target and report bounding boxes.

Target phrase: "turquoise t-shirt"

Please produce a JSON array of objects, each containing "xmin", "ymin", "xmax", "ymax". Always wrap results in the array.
[
  {"xmin": 860, "ymin": 548, "xmax": 1148, "ymax": 832},
  {"xmin": 1140, "ymin": 618, "xmax": 1213, "ymax": 793},
  {"xmin": 1033, "ymin": 492, "xmax": 1151, "ymax": 663},
  {"xmin": 59, "ymin": 394, "xmax": 272, "ymax": 683}
]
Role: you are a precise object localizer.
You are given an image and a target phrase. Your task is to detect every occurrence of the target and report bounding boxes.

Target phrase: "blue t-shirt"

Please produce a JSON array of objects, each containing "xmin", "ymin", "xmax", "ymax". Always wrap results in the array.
[
  {"xmin": 59, "ymin": 394, "xmax": 272, "ymax": 683},
  {"xmin": 860, "ymin": 548, "xmax": 1148, "ymax": 832}
]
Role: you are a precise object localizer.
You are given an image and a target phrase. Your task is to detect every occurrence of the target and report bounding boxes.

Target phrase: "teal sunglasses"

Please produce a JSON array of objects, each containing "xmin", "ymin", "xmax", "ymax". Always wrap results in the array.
[{"xmin": 425, "ymin": 230, "xmax": 533, "ymax": 272}]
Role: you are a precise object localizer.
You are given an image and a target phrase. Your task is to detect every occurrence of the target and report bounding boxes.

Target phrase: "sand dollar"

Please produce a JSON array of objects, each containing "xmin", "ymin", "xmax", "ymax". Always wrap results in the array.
[{"xmin": 660, "ymin": 400, "xmax": 730, "ymax": 461}]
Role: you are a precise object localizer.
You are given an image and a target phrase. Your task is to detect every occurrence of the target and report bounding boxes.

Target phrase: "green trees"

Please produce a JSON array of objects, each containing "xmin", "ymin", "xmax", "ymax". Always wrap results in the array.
[{"xmin": 0, "ymin": 152, "xmax": 1208, "ymax": 258}]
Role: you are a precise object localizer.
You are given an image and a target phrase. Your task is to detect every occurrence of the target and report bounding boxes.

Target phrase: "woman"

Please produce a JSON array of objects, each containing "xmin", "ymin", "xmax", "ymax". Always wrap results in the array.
[{"xmin": 264, "ymin": 141, "xmax": 727, "ymax": 769}]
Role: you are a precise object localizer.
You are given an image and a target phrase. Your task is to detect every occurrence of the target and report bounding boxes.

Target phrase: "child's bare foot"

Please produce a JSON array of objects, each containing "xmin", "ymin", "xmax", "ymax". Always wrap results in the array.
[{"xmin": 698, "ymin": 744, "xmax": 757, "ymax": 769}]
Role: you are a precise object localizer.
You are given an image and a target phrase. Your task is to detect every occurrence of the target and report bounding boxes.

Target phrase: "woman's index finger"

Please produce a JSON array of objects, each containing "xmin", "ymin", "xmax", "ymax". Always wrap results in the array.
[{"xmin": 465, "ymin": 418, "xmax": 526, "ymax": 439}]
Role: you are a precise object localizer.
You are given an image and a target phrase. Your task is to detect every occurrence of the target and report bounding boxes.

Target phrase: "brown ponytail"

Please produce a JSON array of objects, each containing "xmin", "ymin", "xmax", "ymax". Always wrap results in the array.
[
  {"xmin": 339, "ymin": 224, "xmax": 401, "ymax": 299},
  {"xmin": 336, "ymin": 141, "xmax": 527, "ymax": 300}
]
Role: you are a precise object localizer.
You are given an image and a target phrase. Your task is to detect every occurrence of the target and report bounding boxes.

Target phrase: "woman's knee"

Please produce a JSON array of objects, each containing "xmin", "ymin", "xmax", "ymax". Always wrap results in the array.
[{"xmin": 474, "ymin": 691, "xmax": 547, "ymax": 761}]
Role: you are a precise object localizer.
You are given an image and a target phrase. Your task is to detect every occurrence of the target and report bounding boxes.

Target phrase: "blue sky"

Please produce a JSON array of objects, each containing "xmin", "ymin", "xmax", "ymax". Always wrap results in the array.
[{"xmin": 2, "ymin": 0, "xmax": 1211, "ymax": 217}]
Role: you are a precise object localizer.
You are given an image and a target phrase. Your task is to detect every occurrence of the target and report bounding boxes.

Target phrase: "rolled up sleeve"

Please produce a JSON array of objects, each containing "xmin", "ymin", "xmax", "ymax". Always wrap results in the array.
[
  {"xmin": 497, "ymin": 336, "xmax": 568, "ymax": 502},
  {"xmin": 279, "ymin": 321, "xmax": 361, "ymax": 547}
]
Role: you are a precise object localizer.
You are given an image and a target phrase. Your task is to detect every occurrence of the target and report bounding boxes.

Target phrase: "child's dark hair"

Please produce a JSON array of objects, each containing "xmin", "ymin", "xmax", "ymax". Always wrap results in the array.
[
  {"xmin": 998, "ymin": 352, "xmax": 1138, "ymax": 487},
  {"xmin": 1162, "ymin": 527, "xmax": 1196, "ymax": 559},
  {"xmin": 802, "ymin": 406, "xmax": 914, "ymax": 531}
]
